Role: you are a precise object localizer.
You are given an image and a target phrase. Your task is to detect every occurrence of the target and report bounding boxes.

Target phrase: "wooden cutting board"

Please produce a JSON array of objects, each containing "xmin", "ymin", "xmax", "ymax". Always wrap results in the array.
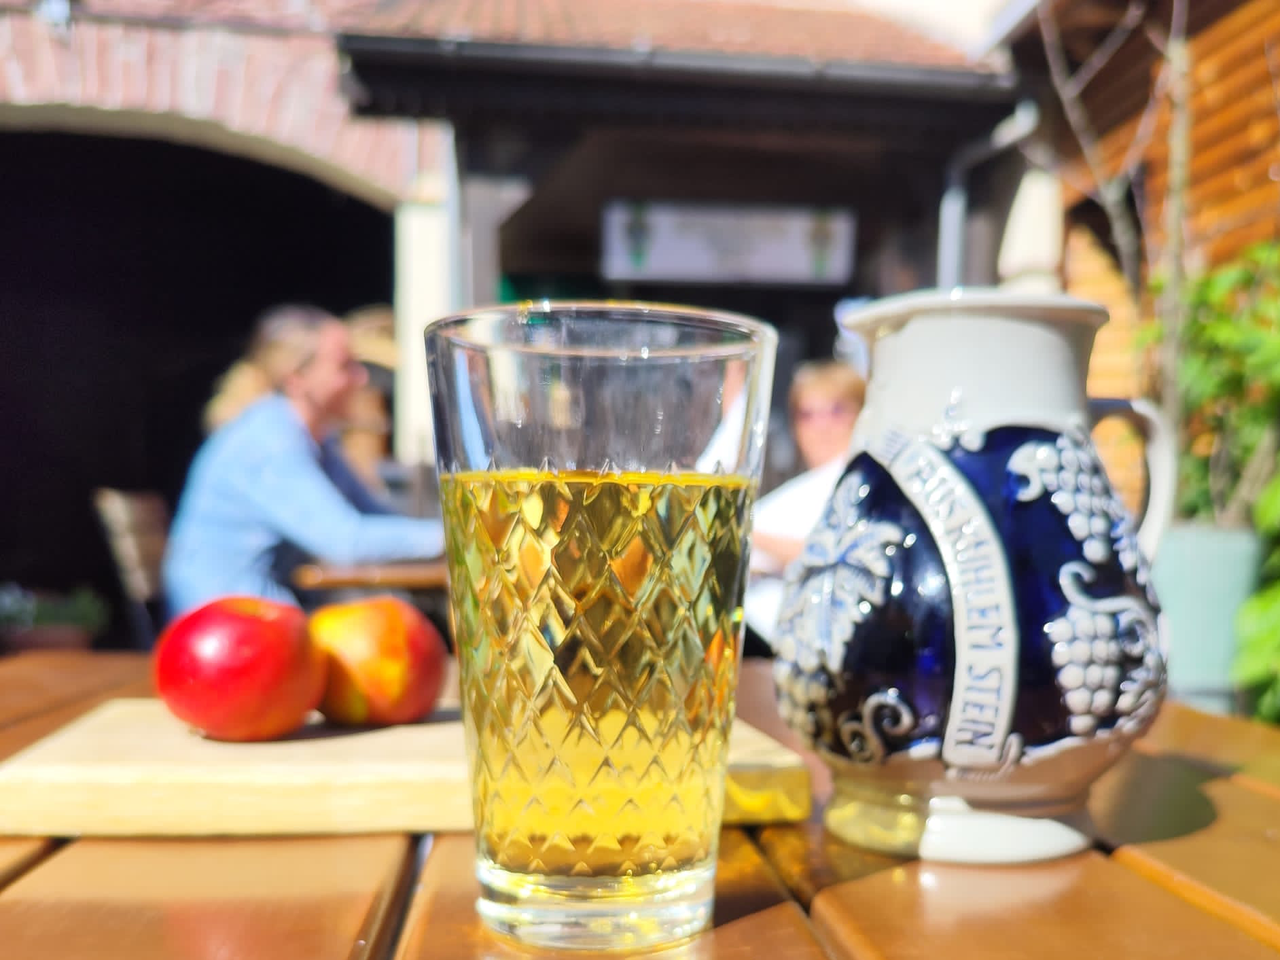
[{"xmin": 0, "ymin": 699, "xmax": 810, "ymax": 836}]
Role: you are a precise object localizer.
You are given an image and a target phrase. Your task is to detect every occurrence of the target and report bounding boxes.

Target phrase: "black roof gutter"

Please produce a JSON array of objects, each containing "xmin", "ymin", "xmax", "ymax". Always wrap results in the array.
[
  {"xmin": 338, "ymin": 34, "xmax": 1022, "ymax": 142},
  {"xmin": 339, "ymin": 34, "xmax": 1020, "ymax": 104}
]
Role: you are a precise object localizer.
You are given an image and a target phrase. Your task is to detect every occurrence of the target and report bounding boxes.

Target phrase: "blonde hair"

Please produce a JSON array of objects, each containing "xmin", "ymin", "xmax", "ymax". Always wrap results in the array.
[
  {"xmin": 788, "ymin": 360, "xmax": 866, "ymax": 417},
  {"xmin": 340, "ymin": 304, "xmax": 396, "ymax": 489},
  {"xmin": 203, "ymin": 305, "xmax": 335, "ymax": 432}
]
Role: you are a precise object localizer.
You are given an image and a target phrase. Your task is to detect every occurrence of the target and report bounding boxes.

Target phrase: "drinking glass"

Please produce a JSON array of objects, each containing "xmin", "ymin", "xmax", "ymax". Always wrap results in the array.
[{"xmin": 425, "ymin": 301, "xmax": 776, "ymax": 951}]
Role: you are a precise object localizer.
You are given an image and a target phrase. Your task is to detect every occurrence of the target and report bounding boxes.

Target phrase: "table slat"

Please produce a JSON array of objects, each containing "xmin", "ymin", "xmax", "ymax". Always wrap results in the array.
[
  {"xmin": 0, "ymin": 839, "xmax": 53, "ymax": 891},
  {"xmin": 0, "ymin": 835, "xmax": 412, "ymax": 960},
  {"xmin": 393, "ymin": 829, "xmax": 829, "ymax": 959},
  {"xmin": 1091, "ymin": 749, "xmax": 1280, "ymax": 950},
  {"xmin": 810, "ymin": 851, "xmax": 1278, "ymax": 959},
  {"xmin": 0, "ymin": 652, "xmax": 148, "ymax": 730},
  {"xmin": 736, "ymin": 660, "xmax": 832, "ymax": 804},
  {"xmin": 0, "ymin": 678, "xmax": 155, "ymax": 761},
  {"xmin": 755, "ymin": 817, "xmax": 906, "ymax": 908},
  {"xmin": 294, "ymin": 561, "xmax": 449, "ymax": 591},
  {"xmin": 1137, "ymin": 700, "xmax": 1280, "ymax": 770}
]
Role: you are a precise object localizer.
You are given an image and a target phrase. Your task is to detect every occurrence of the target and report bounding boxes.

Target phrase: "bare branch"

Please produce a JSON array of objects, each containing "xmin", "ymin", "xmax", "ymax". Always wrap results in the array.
[
  {"xmin": 1119, "ymin": 59, "xmax": 1170, "ymax": 181},
  {"xmin": 1222, "ymin": 423, "xmax": 1279, "ymax": 527},
  {"xmin": 1129, "ymin": 169, "xmax": 1162, "ymax": 276},
  {"xmin": 1171, "ymin": 0, "xmax": 1189, "ymax": 41},
  {"xmin": 1038, "ymin": 0, "xmax": 1145, "ymax": 298},
  {"xmin": 1266, "ymin": 39, "xmax": 1280, "ymax": 125},
  {"xmin": 1017, "ymin": 141, "xmax": 1104, "ymax": 205},
  {"xmin": 1066, "ymin": 0, "xmax": 1149, "ymax": 100},
  {"xmin": 1157, "ymin": 0, "xmax": 1191, "ymax": 439},
  {"xmin": 1145, "ymin": 0, "xmax": 1187, "ymax": 57},
  {"xmin": 1209, "ymin": 415, "xmax": 1231, "ymax": 519},
  {"xmin": 1144, "ymin": 22, "xmax": 1167, "ymax": 55}
]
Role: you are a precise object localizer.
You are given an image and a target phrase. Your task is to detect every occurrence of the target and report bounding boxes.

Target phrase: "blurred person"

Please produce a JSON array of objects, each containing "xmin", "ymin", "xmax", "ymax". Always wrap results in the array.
[
  {"xmin": 340, "ymin": 372, "xmax": 394, "ymax": 493},
  {"xmin": 163, "ymin": 305, "xmax": 444, "ymax": 618},
  {"xmin": 741, "ymin": 360, "xmax": 863, "ymax": 658},
  {"xmin": 750, "ymin": 360, "xmax": 865, "ymax": 573},
  {"xmin": 342, "ymin": 306, "xmax": 399, "ymax": 494}
]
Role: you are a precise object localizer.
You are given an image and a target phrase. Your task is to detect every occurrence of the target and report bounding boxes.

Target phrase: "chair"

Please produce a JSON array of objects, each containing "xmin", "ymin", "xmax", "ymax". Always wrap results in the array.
[{"xmin": 93, "ymin": 488, "xmax": 170, "ymax": 649}]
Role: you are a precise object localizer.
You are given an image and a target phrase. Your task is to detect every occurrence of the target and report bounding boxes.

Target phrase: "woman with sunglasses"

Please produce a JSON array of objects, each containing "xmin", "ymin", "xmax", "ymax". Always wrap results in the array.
[{"xmin": 751, "ymin": 361, "xmax": 865, "ymax": 573}]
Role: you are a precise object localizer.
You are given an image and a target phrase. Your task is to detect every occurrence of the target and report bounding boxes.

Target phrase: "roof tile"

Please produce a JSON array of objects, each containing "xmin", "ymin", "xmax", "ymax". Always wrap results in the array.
[
  {"xmin": 8, "ymin": 0, "xmax": 984, "ymax": 72},
  {"xmin": 341, "ymin": 0, "xmax": 978, "ymax": 70}
]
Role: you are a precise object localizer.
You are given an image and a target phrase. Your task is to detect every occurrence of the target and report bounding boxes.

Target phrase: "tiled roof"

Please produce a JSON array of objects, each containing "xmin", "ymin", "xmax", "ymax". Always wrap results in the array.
[
  {"xmin": 7, "ymin": 1, "xmax": 986, "ymax": 73},
  {"xmin": 342, "ymin": 0, "xmax": 981, "ymax": 72},
  {"xmin": 1, "ymin": 1, "xmax": 366, "ymax": 31}
]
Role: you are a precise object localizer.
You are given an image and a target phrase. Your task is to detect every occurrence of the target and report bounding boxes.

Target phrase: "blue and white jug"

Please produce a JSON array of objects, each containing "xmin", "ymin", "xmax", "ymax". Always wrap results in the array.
[{"xmin": 770, "ymin": 289, "xmax": 1175, "ymax": 864}]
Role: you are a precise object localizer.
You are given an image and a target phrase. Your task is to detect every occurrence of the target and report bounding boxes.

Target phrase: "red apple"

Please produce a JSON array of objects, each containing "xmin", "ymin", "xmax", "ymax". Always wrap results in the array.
[
  {"xmin": 309, "ymin": 596, "xmax": 447, "ymax": 726},
  {"xmin": 153, "ymin": 597, "xmax": 326, "ymax": 741}
]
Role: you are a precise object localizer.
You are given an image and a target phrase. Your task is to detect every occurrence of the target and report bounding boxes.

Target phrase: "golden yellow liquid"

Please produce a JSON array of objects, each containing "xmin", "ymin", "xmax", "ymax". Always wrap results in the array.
[{"xmin": 440, "ymin": 469, "xmax": 752, "ymax": 880}]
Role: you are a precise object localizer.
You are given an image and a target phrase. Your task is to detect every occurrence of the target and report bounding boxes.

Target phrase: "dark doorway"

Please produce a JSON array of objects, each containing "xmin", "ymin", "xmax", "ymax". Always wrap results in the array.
[{"xmin": 0, "ymin": 131, "xmax": 394, "ymax": 647}]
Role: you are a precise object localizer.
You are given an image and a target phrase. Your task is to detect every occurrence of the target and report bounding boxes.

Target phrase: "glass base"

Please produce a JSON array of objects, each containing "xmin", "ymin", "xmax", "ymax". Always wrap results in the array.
[{"xmin": 476, "ymin": 857, "xmax": 715, "ymax": 952}]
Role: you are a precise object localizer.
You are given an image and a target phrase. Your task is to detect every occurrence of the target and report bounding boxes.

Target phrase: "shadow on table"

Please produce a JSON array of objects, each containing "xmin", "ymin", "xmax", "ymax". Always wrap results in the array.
[
  {"xmin": 262, "ymin": 706, "xmax": 462, "ymax": 743},
  {"xmin": 1089, "ymin": 750, "xmax": 1220, "ymax": 847},
  {"xmin": 754, "ymin": 815, "xmax": 908, "ymax": 909}
]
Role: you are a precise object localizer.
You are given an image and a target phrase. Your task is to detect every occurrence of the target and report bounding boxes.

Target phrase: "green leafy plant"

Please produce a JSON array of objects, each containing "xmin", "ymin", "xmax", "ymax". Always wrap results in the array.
[
  {"xmin": 1173, "ymin": 242, "xmax": 1280, "ymax": 527},
  {"xmin": 0, "ymin": 583, "xmax": 109, "ymax": 637},
  {"xmin": 1170, "ymin": 242, "xmax": 1280, "ymax": 719}
]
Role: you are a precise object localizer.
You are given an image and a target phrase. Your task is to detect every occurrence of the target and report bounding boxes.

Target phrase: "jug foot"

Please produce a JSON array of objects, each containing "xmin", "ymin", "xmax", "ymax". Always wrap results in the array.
[{"xmin": 824, "ymin": 786, "xmax": 1093, "ymax": 864}]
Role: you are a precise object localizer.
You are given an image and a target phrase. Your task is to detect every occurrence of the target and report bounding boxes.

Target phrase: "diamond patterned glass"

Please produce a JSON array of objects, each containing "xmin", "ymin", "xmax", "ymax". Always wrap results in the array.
[{"xmin": 426, "ymin": 303, "xmax": 776, "ymax": 951}]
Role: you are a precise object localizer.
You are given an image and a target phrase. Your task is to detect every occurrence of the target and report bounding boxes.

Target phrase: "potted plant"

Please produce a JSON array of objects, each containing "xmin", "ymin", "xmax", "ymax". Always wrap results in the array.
[
  {"xmin": 0, "ymin": 583, "xmax": 110, "ymax": 653},
  {"xmin": 1152, "ymin": 241, "xmax": 1280, "ymax": 716}
]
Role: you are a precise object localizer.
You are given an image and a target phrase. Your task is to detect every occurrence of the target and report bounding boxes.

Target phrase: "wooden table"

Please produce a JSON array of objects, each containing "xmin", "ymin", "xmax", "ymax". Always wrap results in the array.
[
  {"xmin": 293, "ymin": 560, "xmax": 450, "ymax": 592},
  {"xmin": 4, "ymin": 651, "xmax": 1280, "ymax": 957}
]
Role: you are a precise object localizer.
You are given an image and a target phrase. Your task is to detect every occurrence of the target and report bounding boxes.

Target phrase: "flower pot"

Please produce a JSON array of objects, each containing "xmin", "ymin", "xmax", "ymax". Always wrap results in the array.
[
  {"xmin": 1151, "ymin": 522, "xmax": 1260, "ymax": 715},
  {"xmin": 3, "ymin": 624, "xmax": 94, "ymax": 653}
]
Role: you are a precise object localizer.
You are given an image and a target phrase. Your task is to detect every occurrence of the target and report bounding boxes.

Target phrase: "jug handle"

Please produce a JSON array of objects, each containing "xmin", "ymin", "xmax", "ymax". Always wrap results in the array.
[{"xmin": 1087, "ymin": 398, "xmax": 1177, "ymax": 560}]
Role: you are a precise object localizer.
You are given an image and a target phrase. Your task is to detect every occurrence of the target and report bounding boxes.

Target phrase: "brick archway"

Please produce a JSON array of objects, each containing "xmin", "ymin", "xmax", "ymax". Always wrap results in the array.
[{"xmin": 0, "ymin": 9, "xmax": 444, "ymax": 208}]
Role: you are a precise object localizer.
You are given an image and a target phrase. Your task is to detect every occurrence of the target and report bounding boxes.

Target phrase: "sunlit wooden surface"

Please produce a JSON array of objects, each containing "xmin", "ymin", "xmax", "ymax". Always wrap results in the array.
[
  {"xmin": 6, "ymin": 651, "xmax": 1280, "ymax": 957},
  {"xmin": 393, "ymin": 830, "xmax": 830, "ymax": 960},
  {"xmin": 292, "ymin": 560, "xmax": 449, "ymax": 592},
  {"xmin": 0, "ymin": 839, "xmax": 51, "ymax": 890},
  {"xmin": 1091, "ymin": 749, "xmax": 1280, "ymax": 951},
  {"xmin": 0, "ymin": 835, "xmax": 412, "ymax": 960},
  {"xmin": 809, "ymin": 851, "xmax": 1279, "ymax": 960},
  {"xmin": 0, "ymin": 651, "xmax": 147, "ymax": 730}
]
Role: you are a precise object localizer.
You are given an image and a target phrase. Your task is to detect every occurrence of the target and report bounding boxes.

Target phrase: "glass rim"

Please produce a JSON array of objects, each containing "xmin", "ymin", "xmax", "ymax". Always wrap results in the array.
[{"xmin": 424, "ymin": 299, "xmax": 777, "ymax": 360}]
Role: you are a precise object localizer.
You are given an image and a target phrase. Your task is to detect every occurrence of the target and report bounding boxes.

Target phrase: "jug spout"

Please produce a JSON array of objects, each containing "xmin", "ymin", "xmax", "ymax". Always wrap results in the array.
[{"xmin": 842, "ymin": 288, "xmax": 1106, "ymax": 450}]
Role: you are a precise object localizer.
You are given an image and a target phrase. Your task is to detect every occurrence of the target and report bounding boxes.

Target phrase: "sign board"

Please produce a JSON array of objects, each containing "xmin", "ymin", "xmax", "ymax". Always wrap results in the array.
[{"xmin": 601, "ymin": 200, "xmax": 855, "ymax": 286}]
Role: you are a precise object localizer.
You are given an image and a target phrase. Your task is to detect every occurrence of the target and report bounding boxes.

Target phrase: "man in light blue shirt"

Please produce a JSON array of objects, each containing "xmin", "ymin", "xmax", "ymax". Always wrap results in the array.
[{"xmin": 164, "ymin": 306, "xmax": 443, "ymax": 617}]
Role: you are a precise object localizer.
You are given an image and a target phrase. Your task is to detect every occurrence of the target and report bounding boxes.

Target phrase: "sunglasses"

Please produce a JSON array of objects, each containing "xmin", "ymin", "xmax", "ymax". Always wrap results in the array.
[{"xmin": 794, "ymin": 401, "xmax": 856, "ymax": 423}]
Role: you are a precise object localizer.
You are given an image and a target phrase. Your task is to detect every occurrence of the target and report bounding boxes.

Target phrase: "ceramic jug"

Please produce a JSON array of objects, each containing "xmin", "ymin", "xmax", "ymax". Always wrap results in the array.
[{"xmin": 770, "ymin": 289, "xmax": 1175, "ymax": 864}]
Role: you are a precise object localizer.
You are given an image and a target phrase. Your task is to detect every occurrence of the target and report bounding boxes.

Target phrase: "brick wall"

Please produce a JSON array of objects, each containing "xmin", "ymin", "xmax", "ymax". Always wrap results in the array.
[{"xmin": 0, "ymin": 8, "xmax": 445, "ymax": 205}]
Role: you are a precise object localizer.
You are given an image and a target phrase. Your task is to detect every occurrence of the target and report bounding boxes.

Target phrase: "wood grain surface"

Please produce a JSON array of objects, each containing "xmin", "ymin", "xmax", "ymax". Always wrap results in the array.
[
  {"xmin": 0, "ymin": 678, "xmax": 155, "ymax": 762},
  {"xmin": 755, "ymin": 816, "xmax": 906, "ymax": 909},
  {"xmin": 1136, "ymin": 700, "xmax": 1280, "ymax": 771},
  {"xmin": 0, "ymin": 652, "xmax": 148, "ymax": 730},
  {"xmin": 0, "ymin": 698, "xmax": 808, "ymax": 836},
  {"xmin": 1091, "ymin": 749, "xmax": 1280, "ymax": 951},
  {"xmin": 736, "ymin": 659, "xmax": 832, "ymax": 803},
  {"xmin": 293, "ymin": 561, "xmax": 449, "ymax": 591},
  {"xmin": 0, "ymin": 839, "xmax": 52, "ymax": 890},
  {"xmin": 394, "ymin": 830, "xmax": 830, "ymax": 960},
  {"xmin": 0, "ymin": 835, "xmax": 412, "ymax": 960},
  {"xmin": 810, "ymin": 851, "xmax": 1279, "ymax": 960},
  {"xmin": 11, "ymin": 652, "xmax": 1280, "ymax": 958}
]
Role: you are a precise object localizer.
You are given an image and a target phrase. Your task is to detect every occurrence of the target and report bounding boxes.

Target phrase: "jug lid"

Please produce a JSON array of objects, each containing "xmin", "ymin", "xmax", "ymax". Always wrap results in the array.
[{"xmin": 839, "ymin": 287, "xmax": 1108, "ymax": 337}]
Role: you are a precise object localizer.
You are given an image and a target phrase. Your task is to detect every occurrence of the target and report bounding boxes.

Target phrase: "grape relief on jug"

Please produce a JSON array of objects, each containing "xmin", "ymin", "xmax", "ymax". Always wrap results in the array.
[{"xmin": 771, "ymin": 418, "xmax": 1165, "ymax": 786}]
